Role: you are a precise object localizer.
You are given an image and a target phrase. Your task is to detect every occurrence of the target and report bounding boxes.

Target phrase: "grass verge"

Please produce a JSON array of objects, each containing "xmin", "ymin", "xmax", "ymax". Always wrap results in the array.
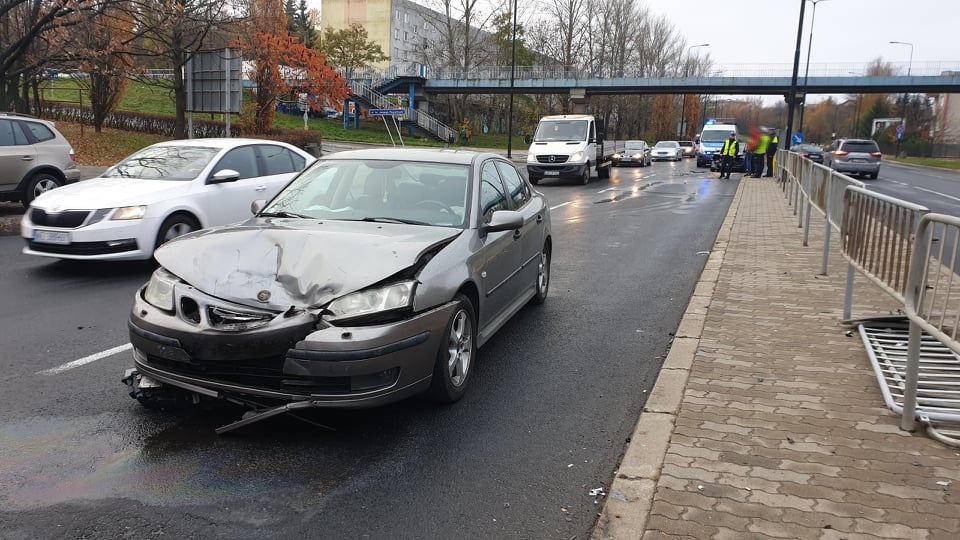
[{"xmin": 885, "ymin": 155, "xmax": 960, "ymax": 171}]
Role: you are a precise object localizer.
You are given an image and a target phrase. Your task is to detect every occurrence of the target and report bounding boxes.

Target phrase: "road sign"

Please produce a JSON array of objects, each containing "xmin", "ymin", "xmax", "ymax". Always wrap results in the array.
[
  {"xmin": 370, "ymin": 108, "xmax": 405, "ymax": 116},
  {"xmin": 896, "ymin": 132, "xmax": 903, "ymax": 140},
  {"xmin": 792, "ymin": 132, "xmax": 804, "ymax": 145},
  {"xmin": 896, "ymin": 124, "xmax": 905, "ymax": 134}
]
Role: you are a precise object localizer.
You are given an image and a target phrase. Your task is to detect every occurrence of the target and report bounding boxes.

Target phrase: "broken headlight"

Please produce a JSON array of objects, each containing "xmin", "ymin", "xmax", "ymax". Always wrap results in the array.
[
  {"xmin": 143, "ymin": 267, "xmax": 180, "ymax": 311},
  {"xmin": 325, "ymin": 281, "xmax": 416, "ymax": 323}
]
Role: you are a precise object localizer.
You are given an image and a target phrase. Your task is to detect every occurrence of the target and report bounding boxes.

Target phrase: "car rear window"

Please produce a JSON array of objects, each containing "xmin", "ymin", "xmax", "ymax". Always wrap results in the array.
[
  {"xmin": 842, "ymin": 141, "xmax": 879, "ymax": 153},
  {"xmin": 21, "ymin": 120, "xmax": 56, "ymax": 143}
]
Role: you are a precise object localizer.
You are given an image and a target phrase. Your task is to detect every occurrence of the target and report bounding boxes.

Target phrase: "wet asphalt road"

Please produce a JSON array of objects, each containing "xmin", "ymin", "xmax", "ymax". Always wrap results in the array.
[{"xmin": 0, "ymin": 157, "xmax": 739, "ymax": 539}]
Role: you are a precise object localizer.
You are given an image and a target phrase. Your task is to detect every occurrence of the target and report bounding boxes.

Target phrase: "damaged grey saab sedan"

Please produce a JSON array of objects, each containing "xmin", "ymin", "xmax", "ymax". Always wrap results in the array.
[{"xmin": 124, "ymin": 148, "xmax": 552, "ymax": 432}]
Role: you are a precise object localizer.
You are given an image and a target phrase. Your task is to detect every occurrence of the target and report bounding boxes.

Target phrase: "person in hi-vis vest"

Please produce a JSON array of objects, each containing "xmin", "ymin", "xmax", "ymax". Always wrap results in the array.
[{"xmin": 719, "ymin": 133, "xmax": 738, "ymax": 179}]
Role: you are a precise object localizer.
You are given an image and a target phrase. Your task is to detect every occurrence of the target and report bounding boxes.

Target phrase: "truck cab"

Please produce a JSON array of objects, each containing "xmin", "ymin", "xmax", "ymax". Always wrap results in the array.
[{"xmin": 526, "ymin": 114, "xmax": 619, "ymax": 185}]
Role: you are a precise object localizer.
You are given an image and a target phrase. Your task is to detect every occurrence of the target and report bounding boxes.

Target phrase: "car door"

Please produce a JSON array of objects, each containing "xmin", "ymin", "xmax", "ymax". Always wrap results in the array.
[
  {"xmin": 495, "ymin": 159, "xmax": 544, "ymax": 296},
  {"xmin": 476, "ymin": 160, "xmax": 524, "ymax": 324},
  {"xmin": 252, "ymin": 143, "xmax": 307, "ymax": 200},
  {"xmin": 199, "ymin": 144, "xmax": 261, "ymax": 227},
  {"xmin": 0, "ymin": 119, "xmax": 35, "ymax": 192}
]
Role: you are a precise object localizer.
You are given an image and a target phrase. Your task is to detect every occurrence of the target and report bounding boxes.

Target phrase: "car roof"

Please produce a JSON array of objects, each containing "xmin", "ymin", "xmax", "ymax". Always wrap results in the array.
[
  {"xmin": 320, "ymin": 148, "xmax": 500, "ymax": 165},
  {"xmin": 149, "ymin": 138, "xmax": 297, "ymax": 150},
  {"xmin": 540, "ymin": 114, "xmax": 593, "ymax": 121}
]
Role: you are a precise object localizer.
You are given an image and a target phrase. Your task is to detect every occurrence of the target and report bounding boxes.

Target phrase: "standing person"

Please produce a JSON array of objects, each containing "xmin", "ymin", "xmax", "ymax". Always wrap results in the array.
[
  {"xmin": 719, "ymin": 133, "xmax": 738, "ymax": 179},
  {"xmin": 744, "ymin": 126, "xmax": 759, "ymax": 177},
  {"xmin": 753, "ymin": 128, "xmax": 770, "ymax": 178},
  {"xmin": 764, "ymin": 129, "xmax": 779, "ymax": 177}
]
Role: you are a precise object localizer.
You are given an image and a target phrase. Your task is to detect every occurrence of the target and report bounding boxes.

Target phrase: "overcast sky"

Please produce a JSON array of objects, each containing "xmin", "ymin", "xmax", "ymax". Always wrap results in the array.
[{"xmin": 644, "ymin": 0, "xmax": 956, "ymax": 75}]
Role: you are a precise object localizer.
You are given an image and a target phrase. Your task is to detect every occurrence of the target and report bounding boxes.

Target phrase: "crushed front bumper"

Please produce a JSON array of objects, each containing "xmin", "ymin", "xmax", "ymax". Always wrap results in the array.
[{"xmin": 127, "ymin": 284, "xmax": 456, "ymax": 409}]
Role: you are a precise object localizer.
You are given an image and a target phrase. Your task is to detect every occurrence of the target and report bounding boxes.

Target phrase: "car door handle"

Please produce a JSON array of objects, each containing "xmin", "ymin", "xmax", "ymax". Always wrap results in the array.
[
  {"xmin": 254, "ymin": 185, "xmax": 267, "ymax": 191},
  {"xmin": 21, "ymin": 156, "xmax": 34, "ymax": 161}
]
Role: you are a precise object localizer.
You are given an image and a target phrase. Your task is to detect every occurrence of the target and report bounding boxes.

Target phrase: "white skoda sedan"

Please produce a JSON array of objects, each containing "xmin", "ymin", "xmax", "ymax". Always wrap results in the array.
[{"xmin": 21, "ymin": 138, "xmax": 315, "ymax": 261}]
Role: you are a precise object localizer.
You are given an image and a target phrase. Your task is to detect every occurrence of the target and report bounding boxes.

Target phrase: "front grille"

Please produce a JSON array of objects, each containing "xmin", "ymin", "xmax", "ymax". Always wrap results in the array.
[
  {"xmin": 26, "ymin": 238, "xmax": 138, "ymax": 255},
  {"xmin": 30, "ymin": 208, "xmax": 90, "ymax": 228},
  {"xmin": 535, "ymin": 155, "xmax": 569, "ymax": 164}
]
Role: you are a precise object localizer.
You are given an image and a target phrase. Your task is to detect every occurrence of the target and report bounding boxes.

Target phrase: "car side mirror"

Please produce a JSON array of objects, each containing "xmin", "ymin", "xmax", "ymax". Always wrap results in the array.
[
  {"xmin": 481, "ymin": 210, "xmax": 523, "ymax": 236},
  {"xmin": 209, "ymin": 169, "xmax": 240, "ymax": 184},
  {"xmin": 251, "ymin": 199, "xmax": 267, "ymax": 215},
  {"xmin": 524, "ymin": 135, "xmax": 532, "ymax": 144}
]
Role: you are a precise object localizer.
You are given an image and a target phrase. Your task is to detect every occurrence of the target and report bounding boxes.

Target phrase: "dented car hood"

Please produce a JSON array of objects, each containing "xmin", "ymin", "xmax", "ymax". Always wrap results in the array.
[{"xmin": 154, "ymin": 219, "xmax": 461, "ymax": 311}]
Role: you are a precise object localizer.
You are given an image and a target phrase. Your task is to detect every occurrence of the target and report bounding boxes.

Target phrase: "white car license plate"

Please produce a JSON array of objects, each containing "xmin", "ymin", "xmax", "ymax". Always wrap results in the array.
[
  {"xmin": 544, "ymin": 171, "xmax": 560, "ymax": 176},
  {"xmin": 34, "ymin": 230, "xmax": 71, "ymax": 245}
]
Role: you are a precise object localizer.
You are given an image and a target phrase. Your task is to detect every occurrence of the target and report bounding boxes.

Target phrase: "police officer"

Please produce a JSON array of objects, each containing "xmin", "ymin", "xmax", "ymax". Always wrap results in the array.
[
  {"xmin": 719, "ymin": 133, "xmax": 738, "ymax": 179},
  {"xmin": 764, "ymin": 130, "xmax": 779, "ymax": 177}
]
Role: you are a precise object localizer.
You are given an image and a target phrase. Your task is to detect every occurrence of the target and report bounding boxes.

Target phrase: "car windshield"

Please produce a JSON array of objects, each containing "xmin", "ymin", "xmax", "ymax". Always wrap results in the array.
[
  {"xmin": 534, "ymin": 120, "xmax": 587, "ymax": 142},
  {"xmin": 700, "ymin": 130, "xmax": 735, "ymax": 143},
  {"xmin": 625, "ymin": 142, "xmax": 646, "ymax": 151},
  {"xmin": 679, "ymin": 141, "xmax": 694, "ymax": 147},
  {"xmin": 655, "ymin": 141, "xmax": 679, "ymax": 148},
  {"xmin": 103, "ymin": 145, "xmax": 219, "ymax": 181},
  {"xmin": 262, "ymin": 159, "xmax": 470, "ymax": 228}
]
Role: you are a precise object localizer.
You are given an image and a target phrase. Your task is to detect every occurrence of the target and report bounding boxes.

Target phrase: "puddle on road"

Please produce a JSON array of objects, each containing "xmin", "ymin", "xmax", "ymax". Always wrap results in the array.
[{"xmin": 0, "ymin": 410, "xmax": 387, "ymax": 511}]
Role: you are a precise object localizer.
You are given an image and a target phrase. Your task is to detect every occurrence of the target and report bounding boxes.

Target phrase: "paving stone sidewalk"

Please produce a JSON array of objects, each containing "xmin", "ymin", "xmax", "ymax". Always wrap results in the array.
[{"xmin": 595, "ymin": 177, "xmax": 959, "ymax": 539}]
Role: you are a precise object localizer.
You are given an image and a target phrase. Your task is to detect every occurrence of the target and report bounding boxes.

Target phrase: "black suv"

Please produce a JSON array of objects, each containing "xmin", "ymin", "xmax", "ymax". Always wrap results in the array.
[{"xmin": 0, "ymin": 113, "xmax": 81, "ymax": 207}]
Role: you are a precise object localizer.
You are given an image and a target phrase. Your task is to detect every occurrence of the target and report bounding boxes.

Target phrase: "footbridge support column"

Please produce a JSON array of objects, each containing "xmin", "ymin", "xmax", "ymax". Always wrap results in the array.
[{"xmin": 570, "ymin": 88, "xmax": 588, "ymax": 114}]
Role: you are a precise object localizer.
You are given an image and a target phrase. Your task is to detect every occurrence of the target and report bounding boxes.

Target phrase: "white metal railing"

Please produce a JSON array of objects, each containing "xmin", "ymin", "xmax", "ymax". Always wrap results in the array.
[
  {"xmin": 901, "ymin": 213, "xmax": 960, "ymax": 445},
  {"xmin": 432, "ymin": 61, "xmax": 960, "ymax": 80},
  {"xmin": 779, "ymin": 150, "xmax": 960, "ymax": 446}
]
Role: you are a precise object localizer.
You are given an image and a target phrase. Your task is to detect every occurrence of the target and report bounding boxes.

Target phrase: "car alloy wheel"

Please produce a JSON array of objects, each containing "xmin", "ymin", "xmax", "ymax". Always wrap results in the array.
[
  {"xmin": 428, "ymin": 294, "xmax": 477, "ymax": 402},
  {"xmin": 156, "ymin": 214, "xmax": 200, "ymax": 249},
  {"xmin": 532, "ymin": 243, "xmax": 550, "ymax": 304}
]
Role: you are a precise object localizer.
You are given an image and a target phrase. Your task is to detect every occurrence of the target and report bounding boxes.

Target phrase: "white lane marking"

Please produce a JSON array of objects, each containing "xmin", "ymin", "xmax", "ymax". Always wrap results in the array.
[
  {"xmin": 37, "ymin": 343, "xmax": 133, "ymax": 375},
  {"xmin": 550, "ymin": 201, "xmax": 572, "ymax": 210},
  {"xmin": 912, "ymin": 186, "xmax": 960, "ymax": 204},
  {"xmin": 597, "ymin": 187, "xmax": 618, "ymax": 193}
]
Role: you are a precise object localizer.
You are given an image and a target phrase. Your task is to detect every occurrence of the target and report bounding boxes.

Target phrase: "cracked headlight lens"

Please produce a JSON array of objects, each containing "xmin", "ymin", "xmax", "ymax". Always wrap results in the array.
[
  {"xmin": 325, "ymin": 281, "xmax": 416, "ymax": 323},
  {"xmin": 143, "ymin": 267, "xmax": 180, "ymax": 311}
]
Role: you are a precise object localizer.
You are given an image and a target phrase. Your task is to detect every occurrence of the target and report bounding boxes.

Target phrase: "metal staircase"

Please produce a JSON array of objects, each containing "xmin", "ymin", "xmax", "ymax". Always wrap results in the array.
[{"xmin": 348, "ymin": 74, "xmax": 456, "ymax": 144}]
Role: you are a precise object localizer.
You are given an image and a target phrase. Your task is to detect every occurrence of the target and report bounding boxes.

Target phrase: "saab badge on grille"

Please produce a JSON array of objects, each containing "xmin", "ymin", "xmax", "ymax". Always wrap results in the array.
[{"xmin": 257, "ymin": 290, "xmax": 271, "ymax": 302}]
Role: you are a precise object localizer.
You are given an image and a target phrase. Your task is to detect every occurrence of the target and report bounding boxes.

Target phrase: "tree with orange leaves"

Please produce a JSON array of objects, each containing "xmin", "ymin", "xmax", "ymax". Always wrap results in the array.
[{"xmin": 238, "ymin": 0, "xmax": 349, "ymax": 134}]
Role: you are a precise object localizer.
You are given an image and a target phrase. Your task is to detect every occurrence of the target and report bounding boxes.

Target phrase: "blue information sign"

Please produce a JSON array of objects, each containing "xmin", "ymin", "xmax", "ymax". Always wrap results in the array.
[
  {"xmin": 370, "ymin": 108, "xmax": 405, "ymax": 116},
  {"xmin": 791, "ymin": 132, "xmax": 804, "ymax": 145}
]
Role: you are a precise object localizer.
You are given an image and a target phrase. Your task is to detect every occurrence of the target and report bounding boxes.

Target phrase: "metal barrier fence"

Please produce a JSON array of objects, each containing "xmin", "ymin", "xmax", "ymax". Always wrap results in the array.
[
  {"xmin": 901, "ymin": 214, "xmax": 960, "ymax": 444},
  {"xmin": 779, "ymin": 150, "xmax": 959, "ymax": 446}
]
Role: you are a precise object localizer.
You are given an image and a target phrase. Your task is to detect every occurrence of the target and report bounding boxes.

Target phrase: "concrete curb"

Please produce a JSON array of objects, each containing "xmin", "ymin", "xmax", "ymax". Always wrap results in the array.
[{"xmin": 591, "ymin": 177, "xmax": 747, "ymax": 539}]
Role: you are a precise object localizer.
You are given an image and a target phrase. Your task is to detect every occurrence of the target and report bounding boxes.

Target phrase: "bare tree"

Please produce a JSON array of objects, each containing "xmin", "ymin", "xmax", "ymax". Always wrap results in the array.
[
  {"xmin": 131, "ymin": 0, "xmax": 230, "ymax": 138},
  {"xmin": 0, "ymin": 0, "xmax": 118, "ymax": 111}
]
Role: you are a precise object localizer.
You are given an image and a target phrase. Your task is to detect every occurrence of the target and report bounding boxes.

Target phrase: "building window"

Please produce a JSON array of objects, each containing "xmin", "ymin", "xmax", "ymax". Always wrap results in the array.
[
  {"xmin": 395, "ymin": 9, "xmax": 400, "ymax": 20},
  {"xmin": 404, "ymin": 31, "xmax": 409, "ymax": 41},
  {"xmin": 395, "ymin": 29, "xmax": 400, "ymax": 40}
]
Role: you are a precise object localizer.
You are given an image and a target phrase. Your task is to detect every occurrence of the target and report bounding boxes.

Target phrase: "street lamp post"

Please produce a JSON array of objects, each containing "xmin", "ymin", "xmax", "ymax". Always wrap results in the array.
[
  {"xmin": 784, "ymin": 0, "xmax": 807, "ymax": 149},
  {"xmin": 797, "ymin": 0, "xmax": 829, "ymax": 134},
  {"xmin": 889, "ymin": 40, "xmax": 914, "ymax": 157},
  {"xmin": 679, "ymin": 43, "xmax": 708, "ymax": 138},
  {"xmin": 506, "ymin": 0, "xmax": 519, "ymax": 158}
]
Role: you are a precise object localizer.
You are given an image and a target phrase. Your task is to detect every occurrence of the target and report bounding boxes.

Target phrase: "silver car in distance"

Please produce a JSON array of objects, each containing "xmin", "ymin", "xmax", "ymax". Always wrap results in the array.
[{"xmin": 124, "ymin": 148, "xmax": 552, "ymax": 433}]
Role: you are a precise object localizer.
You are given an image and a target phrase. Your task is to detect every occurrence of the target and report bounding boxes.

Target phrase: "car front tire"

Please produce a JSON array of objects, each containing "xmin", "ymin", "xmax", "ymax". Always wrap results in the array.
[
  {"xmin": 155, "ymin": 213, "xmax": 200, "ymax": 250},
  {"xmin": 428, "ymin": 294, "xmax": 477, "ymax": 403},
  {"xmin": 581, "ymin": 167, "xmax": 590, "ymax": 185}
]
